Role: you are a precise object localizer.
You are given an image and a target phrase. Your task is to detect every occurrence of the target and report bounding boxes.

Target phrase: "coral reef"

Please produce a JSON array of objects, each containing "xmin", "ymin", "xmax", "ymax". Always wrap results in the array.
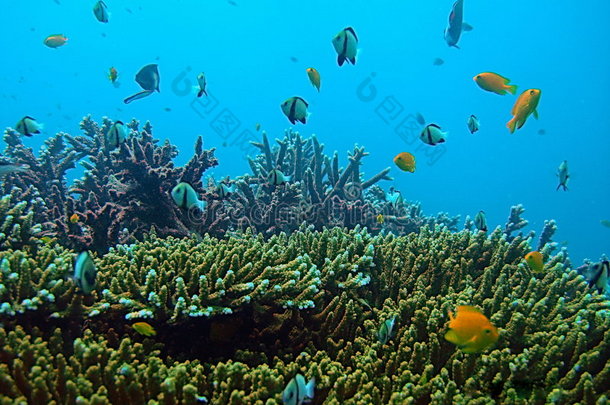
[
  {"xmin": 218, "ymin": 129, "xmax": 458, "ymax": 236},
  {"xmin": 2, "ymin": 117, "xmax": 219, "ymax": 253},
  {"xmin": 0, "ymin": 226, "xmax": 608, "ymax": 403}
]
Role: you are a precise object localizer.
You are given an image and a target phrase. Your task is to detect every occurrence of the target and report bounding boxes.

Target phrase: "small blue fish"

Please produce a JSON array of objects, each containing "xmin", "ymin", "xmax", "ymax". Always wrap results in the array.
[
  {"xmin": 106, "ymin": 121, "xmax": 128, "ymax": 149},
  {"xmin": 74, "ymin": 251, "xmax": 96, "ymax": 295},
  {"xmin": 217, "ymin": 182, "xmax": 235, "ymax": 198},
  {"xmin": 282, "ymin": 374, "xmax": 315, "ymax": 405},
  {"xmin": 268, "ymin": 169, "xmax": 290, "ymax": 186},
  {"xmin": 474, "ymin": 210, "xmax": 487, "ymax": 232},
  {"xmin": 171, "ymin": 182, "xmax": 207, "ymax": 211},
  {"xmin": 93, "ymin": 0, "xmax": 109, "ymax": 23},
  {"xmin": 378, "ymin": 316, "xmax": 396, "ymax": 345}
]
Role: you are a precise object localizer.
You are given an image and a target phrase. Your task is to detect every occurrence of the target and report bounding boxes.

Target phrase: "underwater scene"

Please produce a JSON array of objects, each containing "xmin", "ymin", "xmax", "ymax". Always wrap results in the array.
[{"xmin": 1, "ymin": 0, "xmax": 609, "ymax": 403}]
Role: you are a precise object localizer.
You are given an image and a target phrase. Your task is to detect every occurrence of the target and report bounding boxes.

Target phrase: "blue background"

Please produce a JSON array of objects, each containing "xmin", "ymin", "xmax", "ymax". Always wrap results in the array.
[{"xmin": 1, "ymin": 0, "xmax": 608, "ymax": 265}]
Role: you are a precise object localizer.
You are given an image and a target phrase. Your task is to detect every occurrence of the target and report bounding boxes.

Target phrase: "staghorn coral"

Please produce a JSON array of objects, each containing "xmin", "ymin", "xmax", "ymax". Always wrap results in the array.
[
  {"xmin": 0, "ymin": 187, "xmax": 45, "ymax": 250},
  {"xmin": 218, "ymin": 129, "xmax": 457, "ymax": 237},
  {"xmin": 0, "ymin": 226, "xmax": 609, "ymax": 403},
  {"xmin": 2, "ymin": 116, "xmax": 219, "ymax": 253}
]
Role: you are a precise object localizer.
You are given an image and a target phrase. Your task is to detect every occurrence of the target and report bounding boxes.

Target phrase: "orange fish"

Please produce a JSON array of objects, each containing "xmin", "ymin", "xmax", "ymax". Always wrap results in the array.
[
  {"xmin": 108, "ymin": 67, "xmax": 118, "ymax": 83},
  {"xmin": 444, "ymin": 305, "xmax": 499, "ymax": 353},
  {"xmin": 507, "ymin": 89, "xmax": 541, "ymax": 133},
  {"xmin": 69, "ymin": 213, "xmax": 79, "ymax": 224},
  {"xmin": 132, "ymin": 322, "xmax": 156, "ymax": 336},
  {"xmin": 44, "ymin": 34, "xmax": 68, "ymax": 48},
  {"xmin": 524, "ymin": 251, "xmax": 544, "ymax": 273},
  {"xmin": 393, "ymin": 152, "xmax": 416, "ymax": 173},
  {"xmin": 473, "ymin": 72, "xmax": 517, "ymax": 95},
  {"xmin": 306, "ymin": 67, "xmax": 320, "ymax": 91}
]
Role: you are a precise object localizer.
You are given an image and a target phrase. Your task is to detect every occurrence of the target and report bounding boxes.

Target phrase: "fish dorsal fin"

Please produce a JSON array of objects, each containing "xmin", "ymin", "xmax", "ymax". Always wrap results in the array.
[
  {"xmin": 345, "ymin": 27, "xmax": 358, "ymax": 41},
  {"xmin": 428, "ymin": 123, "xmax": 441, "ymax": 129},
  {"xmin": 457, "ymin": 305, "xmax": 481, "ymax": 314}
]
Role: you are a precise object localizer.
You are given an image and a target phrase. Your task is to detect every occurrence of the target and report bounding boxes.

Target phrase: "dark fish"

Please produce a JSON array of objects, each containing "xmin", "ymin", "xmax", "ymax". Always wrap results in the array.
[
  {"xmin": 227, "ymin": 0, "xmax": 238, "ymax": 5},
  {"xmin": 577, "ymin": 260, "xmax": 609, "ymax": 294},
  {"xmin": 281, "ymin": 97, "xmax": 308, "ymax": 125},
  {"xmin": 537, "ymin": 129, "xmax": 546, "ymax": 135},
  {"xmin": 73, "ymin": 251, "xmax": 97, "ymax": 295},
  {"xmin": 163, "ymin": 107, "xmax": 172, "ymax": 112},
  {"xmin": 124, "ymin": 90, "xmax": 154, "ymax": 104},
  {"xmin": 332, "ymin": 27, "xmax": 358, "ymax": 66},
  {"xmin": 93, "ymin": 1, "xmax": 109, "ymax": 23},
  {"xmin": 290, "ymin": 56, "xmax": 298, "ymax": 63},
  {"xmin": 474, "ymin": 210, "xmax": 487, "ymax": 232},
  {"xmin": 444, "ymin": 0, "xmax": 464, "ymax": 48},
  {"xmin": 432, "ymin": 58, "xmax": 444, "ymax": 66},
  {"xmin": 556, "ymin": 160, "xmax": 569, "ymax": 191},
  {"xmin": 135, "ymin": 64, "xmax": 160, "ymax": 92},
  {"xmin": 415, "ymin": 112, "xmax": 425, "ymax": 126},
  {"xmin": 124, "ymin": 64, "xmax": 160, "ymax": 104}
]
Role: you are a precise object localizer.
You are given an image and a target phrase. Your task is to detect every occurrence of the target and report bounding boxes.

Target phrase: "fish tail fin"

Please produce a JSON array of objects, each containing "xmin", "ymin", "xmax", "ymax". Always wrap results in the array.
[
  {"xmin": 305, "ymin": 377, "xmax": 315, "ymax": 400},
  {"xmin": 349, "ymin": 56, "xmax": 356, "ymax": 65},
  {"xmin": 506, "ymin": 118, "xmax": 517, "ymax": 134},
  {"xmin": 337, "ymin": 55, "xmax": 346, "ymax": 66},
  {"xmin": 197, "ymin": 89, "xmax": 204, "ymax": 98},
  {"xmin": 507, "ymin": 84, "xmax": 517, "ymax": 95}
]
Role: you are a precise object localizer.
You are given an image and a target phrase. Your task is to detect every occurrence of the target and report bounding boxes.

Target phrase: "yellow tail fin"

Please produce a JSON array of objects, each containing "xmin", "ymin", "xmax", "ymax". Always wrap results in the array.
[
  {"xmin": 506, "ymin": 118, "xmax": 517, "ymax": 133},
  {"xmin": 507, "ymin": 84, "xmax": 517, "ymax": 95}
]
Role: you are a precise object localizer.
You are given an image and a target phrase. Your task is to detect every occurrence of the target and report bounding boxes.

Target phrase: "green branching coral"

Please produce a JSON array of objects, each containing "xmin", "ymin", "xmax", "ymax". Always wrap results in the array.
[
  {"xmin": 0, "ymin": 227, "xmax": 608, "ymax": 404},
  {"xmin": 0, "ymin": 187, "xmax": 45, "ymax": 250}
]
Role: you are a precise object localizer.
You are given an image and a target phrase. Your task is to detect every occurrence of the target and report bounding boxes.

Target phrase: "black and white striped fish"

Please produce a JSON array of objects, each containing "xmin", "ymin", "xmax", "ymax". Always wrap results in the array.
[
  {"xmin": 420, "ymin": 123, "xmax": 448, "ymax": 146},
  {"xmin": 332, "ymin": 27, "xmax": 358, "ymax": 66},
  {"xmin": 280, "ymin": 97, "xmax": 309, "ymax": 125}
]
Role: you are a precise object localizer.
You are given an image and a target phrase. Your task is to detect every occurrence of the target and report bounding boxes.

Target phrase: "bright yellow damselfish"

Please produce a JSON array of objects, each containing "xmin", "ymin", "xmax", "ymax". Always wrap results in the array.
[
  {"xmin": 376, "ymin": 214, "xmax": 384, "ymax": 224},
  {"xmin": 507, "ymin": 89, "xmax": 541, "ymax": 133},
  {"xmin": 444, "ymin": 305, "xmax": 499, "ymax": 353},
  {"xmin": 525, "ymin": 251, "xmax": 544, "ymax": 273},
  {"xmin": 132, "ymin": 322, "xmax": 156, "ymax": 336},
  {"xmin": 306, "ymin": 67, "xmax": 321, "ymax": 91},
  {"xmin": 393, "ymin": 152, "xmax": 416, "ymax": 173},
  {"xmin": 69, "ymin": 213, "xmax": 79, "ymax": 224},
  {"xmin": 473, "ymin": 72, "xmax": 517, "ymax": 95}
]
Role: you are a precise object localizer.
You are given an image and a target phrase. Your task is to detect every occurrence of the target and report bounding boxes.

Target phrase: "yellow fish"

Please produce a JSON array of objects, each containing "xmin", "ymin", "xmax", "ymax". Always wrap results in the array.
[
  {"xmin": 69, "ymin": 213, "xmax": 80, "ymax": 224},
  {"xmin": 444, "ymin": 305, "xmax": 499, "ymax": 353},
  {"xmin": 524, "ymin": 251, "xmax": 544, "ymax": 273},
  {"xmin": 507, "ymin": 89, "xmax": 541, "ymax": 133},
  {"xmin": 376, "ymin": 214, "xmax": 384, "ymax": 224},
  {"xmin": 393, "ymin": 152, "xmax": 416, "ymax": 173},
  {"xmin": 306, "ymin": 67, "xmax": 321, "ymax": 91},
  {"xmin": 473, "ymin": 72, "xmax": 517, "ymax": 95},
  {"xmin": 132, "ymin": 322, "xmax": 156, "ymax": 336},
  {"xmin": 601, "ymin": 220, "xmax": 610, "ymax": 229},
  {"xmin": 44, "ymin": 34, "xmax": 68, "ymax": 48}
]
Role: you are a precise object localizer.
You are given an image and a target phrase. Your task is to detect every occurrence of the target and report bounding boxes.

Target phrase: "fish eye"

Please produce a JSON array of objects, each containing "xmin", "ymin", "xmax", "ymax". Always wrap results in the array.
[
  {"xmin": 529, "ymin": 90, "xmax": 535, "ymax": 95},
  {"xmin": 484, "ymin": 329, "xmax": 491, "ymax": 334}
]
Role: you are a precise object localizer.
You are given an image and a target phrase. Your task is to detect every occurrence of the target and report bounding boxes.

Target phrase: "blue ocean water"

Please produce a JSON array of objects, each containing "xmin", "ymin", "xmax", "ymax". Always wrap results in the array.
[{"xmin": 1, "ymin": 0, "xmax": 608, "ymax": 265}]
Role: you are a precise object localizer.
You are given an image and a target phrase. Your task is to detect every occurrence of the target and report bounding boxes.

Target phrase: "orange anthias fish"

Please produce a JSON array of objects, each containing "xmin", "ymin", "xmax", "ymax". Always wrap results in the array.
[
  {"xmin": 393, "ymin": 152, "xmax": 416, "ymax": 173},
  {"xmin": 507, "ymin": 89, "xmax": 541, "ymax": 133},
  {"xmin": 108, "ymin": 67, "xmax": 118, "ymax": 83},
  {"xmin": 524, "ymin": 251, "xmax": 544, "ymax": 273},
  {"xmin": 69, "ymin": 213, "xmax": 79, "ymax": 224},
  {"xmin": 306, "ymin": 67, "xmax": 320, "ymax": 91},
  {"xmin": 132, "ymin": 322, "xmax": 156, "ymax": 336},
  {"xmin": 473, "ymin": 72, "xmax": 517, "ymax": 95},
  {"xmin": 444, "ymin": 305, "xmax": 499, "ymax": 353},
  {"xmin": 44, "ymin": 34, "xmax": 68, "ymax": 48}
]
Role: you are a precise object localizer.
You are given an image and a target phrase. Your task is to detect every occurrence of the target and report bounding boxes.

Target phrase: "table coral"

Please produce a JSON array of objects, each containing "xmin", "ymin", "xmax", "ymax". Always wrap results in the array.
[{"xmin": 0, "ymin": 226, "xmax": 608, "ymax": 404}]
